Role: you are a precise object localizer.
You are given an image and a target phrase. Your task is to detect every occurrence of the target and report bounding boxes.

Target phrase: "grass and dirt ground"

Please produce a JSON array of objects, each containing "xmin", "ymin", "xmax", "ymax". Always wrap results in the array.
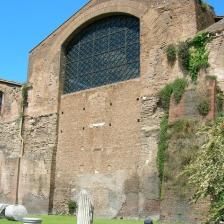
[
  {"xmin": 0, "ymin": 215, "xmax": 183, "ymax": 224},
  {"xmin": 0, "ymin": 215, "xmax": 143, "ymax": 224}
]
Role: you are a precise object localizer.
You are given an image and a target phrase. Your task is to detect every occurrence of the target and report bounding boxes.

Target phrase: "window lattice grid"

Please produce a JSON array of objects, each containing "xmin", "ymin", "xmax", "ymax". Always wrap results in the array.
[{"xmin": 63, "ymin": 15, "xmax": 140, "ymax": 94}]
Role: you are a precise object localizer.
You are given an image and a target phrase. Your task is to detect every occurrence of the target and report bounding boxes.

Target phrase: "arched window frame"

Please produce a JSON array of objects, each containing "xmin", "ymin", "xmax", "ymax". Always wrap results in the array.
[{"xmin": 62, "ymin": 14, "xmax": 140, "ymax": 94}]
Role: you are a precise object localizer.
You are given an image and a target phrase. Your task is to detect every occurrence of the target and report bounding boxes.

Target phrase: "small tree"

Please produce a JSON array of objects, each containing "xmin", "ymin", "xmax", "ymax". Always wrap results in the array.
[
  {"xmin": 183, "ymin": 117, "xmax": 224, "ymax": 223},
  {"xmin": 68, "ymin": 200, "xmax": 77, "ymax": 215}
]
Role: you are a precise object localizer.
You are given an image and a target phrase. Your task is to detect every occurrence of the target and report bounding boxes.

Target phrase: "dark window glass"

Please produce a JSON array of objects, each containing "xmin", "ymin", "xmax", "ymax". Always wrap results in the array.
[
  {"xmin": 63, "ymin": 15, "xmax": 140, "ymax": 94},
  {"xmin": 0, "ymin": 92, "xmax": 3, "ymax": 113}
]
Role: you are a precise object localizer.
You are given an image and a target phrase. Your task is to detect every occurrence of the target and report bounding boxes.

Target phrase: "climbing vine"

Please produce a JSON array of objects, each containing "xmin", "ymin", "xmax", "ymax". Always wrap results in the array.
[
  {"xmin": 157, "ymin": 78, "xmax": 188, "ymax": 195},
  {"xmin": 21, "ymin": 83, "xmax": 31, "ymax": 108},
  {"xmin": 158, "ymin": 78, "xmax": 188, "ymax": 112},
  {"xmin": 178, "ymin": 32, "xmax": 212, "ymax": 81},
  {"xmin": 188, "ymin": 32, "xmax": 211, "ymax": 81}
]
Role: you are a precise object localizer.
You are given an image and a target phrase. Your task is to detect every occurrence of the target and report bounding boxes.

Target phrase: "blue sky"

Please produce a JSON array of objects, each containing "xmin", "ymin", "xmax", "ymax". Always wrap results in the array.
[{"xmin": 0, "ymin": 0, "xmax": 223, "ymax": 83}]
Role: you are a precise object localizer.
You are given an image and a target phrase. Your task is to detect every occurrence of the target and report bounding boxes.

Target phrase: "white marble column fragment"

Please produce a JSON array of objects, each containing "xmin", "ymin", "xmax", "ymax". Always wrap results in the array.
[{"xmin": 77, "ymin": 190, "xmax": 94, "ymax": 224}]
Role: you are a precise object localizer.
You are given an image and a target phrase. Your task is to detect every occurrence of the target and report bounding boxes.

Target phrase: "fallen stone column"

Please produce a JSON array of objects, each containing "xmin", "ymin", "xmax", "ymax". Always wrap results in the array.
[
  {"xmin": 5, "ymin": 205, "xmax": 27, "ymax": 221},
  {"xmin": 0, "ymin": 204, "xmax": 9, "ymax": 218},
  {"xmin": 77, "ymin": 190, "xmax": 94, "ymax": 224}
]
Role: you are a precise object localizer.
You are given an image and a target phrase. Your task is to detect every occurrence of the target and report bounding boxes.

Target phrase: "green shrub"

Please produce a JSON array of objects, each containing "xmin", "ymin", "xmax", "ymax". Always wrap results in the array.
[
  {"xmin": 189, "ymin": 32, "xmax": 211, "ymax": 81},
  {"xmin": 178, "ymin": 41, "xmax": 191, "ymax": 71},
  {"xmin": 178, "ymin": 32, "xmax": 211, "ymax": 81},
  {"xmin": 172, "ymin": 79, "xmax": 188, "ymax": 103},
  {"xmin": 68, "ymin": 200, "xmax": 77, "ymax": 215},
  {"xmin": 166, "ymin": 44, "xmax": 177, "ymax": 65},
  {"xmin": 158, "ymin": 78, "xmax": 188, "ymax": 111},
  {"xmin": 158, "ymin": 83, "xmax": 173, "ymax": 112},
  {"xmin": 197, "ymin": 100, "xmax": 210, "ymax": 116},
  {"xmin": 168, "ymin": 119, "xmax": 195, "ymax": 137},
  {"xmin": 183, "ymin": 117, "xmax": 224, "ymax": 223},
  {"xmin": 198, "ymin": 0, "xmax": 209, "ymax": 11},
  {"xmin": 217, "ymin": 88, "xmax": 224, "ymax": 115},
  {"xmin": 188, "ymin": 47, "xmax": 209, "ymax": 81},
  {"xmin": 191, "ymin": 32, "xmax": 211, "ymax": 48},
  {"xmin": 210, "ymin": 192, "xmax": 224, "ymax": 223}
]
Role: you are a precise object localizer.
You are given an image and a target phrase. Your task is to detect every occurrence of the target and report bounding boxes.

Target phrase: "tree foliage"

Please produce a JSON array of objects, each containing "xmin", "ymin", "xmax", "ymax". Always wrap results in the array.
[{"xmin": 183, "ymin": 117, "xmax": 224, "ymax": 223}]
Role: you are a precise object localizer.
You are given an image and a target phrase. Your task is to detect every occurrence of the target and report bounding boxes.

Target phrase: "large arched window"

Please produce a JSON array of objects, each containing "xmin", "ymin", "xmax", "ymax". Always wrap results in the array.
[{"xmin": 63, "ymin": 15, "xmax": 140, "ymax": 94}]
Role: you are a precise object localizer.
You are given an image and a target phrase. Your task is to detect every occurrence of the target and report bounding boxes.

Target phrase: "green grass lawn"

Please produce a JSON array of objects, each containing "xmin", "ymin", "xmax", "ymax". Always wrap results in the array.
[{"xmin": 0, "ymin": 215, "xmax": 144, "ymax": 224}]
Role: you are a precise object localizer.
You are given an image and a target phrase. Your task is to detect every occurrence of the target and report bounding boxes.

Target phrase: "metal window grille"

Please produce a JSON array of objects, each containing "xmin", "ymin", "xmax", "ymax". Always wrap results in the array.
[{"xmin": 63, "ymin": 15, "xmax": 140, "ymax": 94}]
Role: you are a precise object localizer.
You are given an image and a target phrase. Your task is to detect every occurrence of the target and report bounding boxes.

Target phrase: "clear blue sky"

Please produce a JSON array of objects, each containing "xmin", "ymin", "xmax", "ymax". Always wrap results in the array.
[{"xmin": 0, "ymin": 0, "xmax": 223, "ymax": 83}]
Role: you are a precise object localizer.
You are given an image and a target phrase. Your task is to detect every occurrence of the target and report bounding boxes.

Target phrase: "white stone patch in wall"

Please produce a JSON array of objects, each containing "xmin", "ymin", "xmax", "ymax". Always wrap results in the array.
[{"xmin": 89, "ymin": 122, "xmax": 105, "ymax": 128}]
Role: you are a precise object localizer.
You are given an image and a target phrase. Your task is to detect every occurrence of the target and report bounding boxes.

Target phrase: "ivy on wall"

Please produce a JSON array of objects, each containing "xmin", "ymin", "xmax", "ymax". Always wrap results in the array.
[
  {"xmin": 158, "ymin": 78, "xmax": 188, "ymax": 112},
  {"xmin": 167, "ymin": 32, "xmax": 212, "ymax": 81},
  {"xmin": 157, "ymin": 78, "xmax": 188, "ymax": 194},
  {"xmin": 162, "ymin": 30, "xmax": 224, "ymax": 222}
]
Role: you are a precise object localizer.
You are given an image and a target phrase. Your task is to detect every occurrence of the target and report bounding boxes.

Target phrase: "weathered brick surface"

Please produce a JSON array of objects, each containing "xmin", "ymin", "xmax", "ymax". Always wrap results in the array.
[
  {"xmin": 0, "ymin": 0, "xmax": 221, "ymax": 222},
  {"xmin": 18, "ymin": 114, "xmax": 58, "ymax": 214},
  {"xmin": 0, "ymin": 81, "xmax": 22, "ymax": 204},
  {"xmin": 169, "ymin": 79, "xmax": 216, "ymax": 124}
]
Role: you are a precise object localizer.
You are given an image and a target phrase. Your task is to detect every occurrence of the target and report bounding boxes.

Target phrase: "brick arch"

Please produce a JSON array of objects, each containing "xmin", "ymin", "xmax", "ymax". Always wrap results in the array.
[
  {"xmin": 62, "ymin": 12, "xmax": 140, "ymax": 50},
  {"xmin": 48, "ymin": 0, "xmax": 147, "ymax": 59}
]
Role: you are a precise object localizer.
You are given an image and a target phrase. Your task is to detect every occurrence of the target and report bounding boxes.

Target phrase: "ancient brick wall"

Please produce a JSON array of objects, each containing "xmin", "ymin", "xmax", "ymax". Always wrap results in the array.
[
  {"xmin": 55, "ymin": 80, "xmax": 142, "ymax": 217},
  {"xmin": 17, "ymin": 114, "xmax": 58, "ymax": 214},
  {"xmin": 50, "ymin": 0, "xmax": 210, "ymax": 218},
  {"xmin": 0, "ymin": 0, "xmax": 219, "ymax": 222},
  {"xmin": 207, "ymin": 32, "xmax": 224, "ymax": 91},
  {"xmin": 0, "ymin": 82, "xmax": 22, "ymax": 204}
]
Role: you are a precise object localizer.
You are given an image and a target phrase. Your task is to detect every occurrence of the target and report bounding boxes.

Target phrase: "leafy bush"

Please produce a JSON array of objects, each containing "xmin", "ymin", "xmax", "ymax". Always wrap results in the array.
[
  {"xmin": 183, "ymin": 118, "xmax": 224, "ymax": 223},
  {"xmin": 198, "ymin": 0, "xmax": 209, "ymax": 11},
  {"xmin": 166, "ymin": 44, "xmax": 177, "ymax": 65},
  {"xmin": 178, "ymin": 41, "xmax": 191, "ymax": 71},
  {"xmin": 189, "ymin": 47, "xmax": 209, "ymax": 81},
  {"xmin": 197, "ymin": 100, "xmax": 210, "ymax": 116},
  {"xmin": 188, "ymin": 32, "xmax": 210, "ymax": 81},
  {"xmin": 68, "ymin": 200, "xmax": 77, "ymax": 215},
  {"xmin": 191, "ymin": 32, "xmax": 211, "ymax": 48},
  {"xmin": 178, "ymin": 32, "xmax": 211, "ymax": 81},
  {"xmin": 217, "ymin": 88, "xmax": 224, "ymax": 115},
  {"xmin": 158, "ymin": 79, "xmax": 188, "ymax": 112},
  {"xmin": 172, "ymin": 79, "xmax": 188, "ymax": 103},
  {"xmin": 158, "ymin": 83, "xmax": 173, "ymax": 112}
]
